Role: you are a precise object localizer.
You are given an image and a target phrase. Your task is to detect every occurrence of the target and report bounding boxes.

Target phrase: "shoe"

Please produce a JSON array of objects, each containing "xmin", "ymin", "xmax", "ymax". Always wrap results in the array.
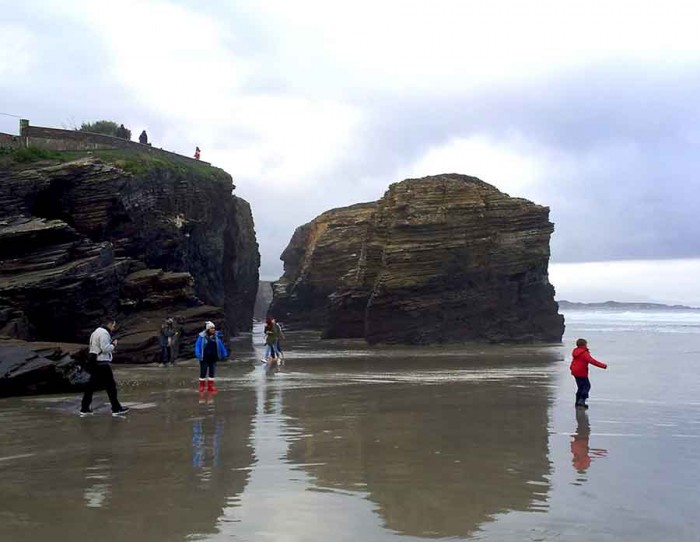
[
  {"xmin": 112, "ymin": 406, "xmax": 130, "ymax": 416},
  {"xmin": 207, "ymin": 380, "xmax": 218, "ymax": 393},
  {"xmin": 199, "ymin": 379, "xmax": 206, "ymax": 392},
  {"xmin": 79, "ymin": 409, "xmax": 94, "ymax": 417}
]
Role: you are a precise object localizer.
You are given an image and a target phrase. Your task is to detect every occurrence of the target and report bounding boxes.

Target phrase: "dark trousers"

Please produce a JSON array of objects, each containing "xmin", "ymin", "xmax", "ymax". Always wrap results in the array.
[
  {"xmin": 160, "ymin": 345, "xmax": 172, "ymax": 363},
  {"xmin": 574, "ymin": 377, "xmax": 591, "ymax": 405},
  {"xmin": 81, "ymin": 364, "xmax": 122, "ymax": 412},
  {"xmin": 199, "ymin": 358, "xmax": 216, "ymax": 379}
]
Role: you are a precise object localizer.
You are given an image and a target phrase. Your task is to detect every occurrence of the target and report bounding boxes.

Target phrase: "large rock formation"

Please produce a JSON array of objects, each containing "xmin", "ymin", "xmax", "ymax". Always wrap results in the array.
[
  {"xmin": 0, "ymin": 338, "xmax": 88, "ymax": 397},
  {"xmin": 270, "ymin": 174, "xmax": 564, "ymax": 343},
  {"xmin": 0, "ymin": 153, "xmax": 259, "ymax": 372}
]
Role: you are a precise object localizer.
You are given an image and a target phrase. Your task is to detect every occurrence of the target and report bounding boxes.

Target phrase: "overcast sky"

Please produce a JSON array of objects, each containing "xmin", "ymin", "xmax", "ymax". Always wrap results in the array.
[{"xmin": 3, "ymin": 0, "xmax": 700, "ymax": 304}]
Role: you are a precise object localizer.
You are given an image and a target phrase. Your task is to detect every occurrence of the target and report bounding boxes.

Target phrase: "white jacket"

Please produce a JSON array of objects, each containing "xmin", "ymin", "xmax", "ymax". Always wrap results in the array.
[{"xmin": 89, "ymin": 327, "xmax": 116, "ymax": 362}]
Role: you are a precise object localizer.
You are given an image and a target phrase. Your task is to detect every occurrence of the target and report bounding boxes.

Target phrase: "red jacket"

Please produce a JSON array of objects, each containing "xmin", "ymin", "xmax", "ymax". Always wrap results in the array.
[{"xmin": 570, "ymin": 347, "xmax": 607, "ymax": 377}]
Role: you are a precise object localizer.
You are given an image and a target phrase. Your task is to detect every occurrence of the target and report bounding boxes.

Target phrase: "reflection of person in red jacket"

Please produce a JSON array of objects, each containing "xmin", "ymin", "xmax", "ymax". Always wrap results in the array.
[
  {"xmin": 570, "ymin": 338, "xmax": 608, "ymax": 409},
  {"xmin": 571, "ymin": 409, "xmax": 608, "ymax": 475}
]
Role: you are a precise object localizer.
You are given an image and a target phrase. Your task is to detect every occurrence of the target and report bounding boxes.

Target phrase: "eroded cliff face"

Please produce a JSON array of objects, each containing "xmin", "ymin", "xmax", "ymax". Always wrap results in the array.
[
  {"xmin": 0, "ymin": 156, "xmax": 259, "ymax": 368},
  {"xmin": 270, "ymin": 174, "xmax": 564, "ymax": 344}
]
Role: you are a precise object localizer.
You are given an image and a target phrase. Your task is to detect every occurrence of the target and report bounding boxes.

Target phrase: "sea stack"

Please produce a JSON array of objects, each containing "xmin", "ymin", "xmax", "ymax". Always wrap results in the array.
[{"xmin": 270, "ymin": 174, "xmax": 564, "ymax": 344}]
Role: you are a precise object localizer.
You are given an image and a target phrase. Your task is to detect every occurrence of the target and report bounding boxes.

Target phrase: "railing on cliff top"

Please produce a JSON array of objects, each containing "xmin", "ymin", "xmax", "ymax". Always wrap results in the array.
[{"xmin": 4, "ymin": 119, "xmax": 210, "ymax": 166}]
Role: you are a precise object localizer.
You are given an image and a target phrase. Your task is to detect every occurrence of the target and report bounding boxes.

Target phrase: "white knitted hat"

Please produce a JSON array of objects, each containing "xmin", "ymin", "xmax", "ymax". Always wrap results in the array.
[{"xmin": 205, "ymin": 321, "xmax": 215, "ymax": 330}]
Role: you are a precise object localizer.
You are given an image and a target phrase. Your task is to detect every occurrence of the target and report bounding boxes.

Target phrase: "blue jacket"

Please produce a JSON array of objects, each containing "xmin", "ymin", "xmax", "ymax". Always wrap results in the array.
[{"xmin": 194, "ymin": 331, "xmax": 228, "ymax": 361}]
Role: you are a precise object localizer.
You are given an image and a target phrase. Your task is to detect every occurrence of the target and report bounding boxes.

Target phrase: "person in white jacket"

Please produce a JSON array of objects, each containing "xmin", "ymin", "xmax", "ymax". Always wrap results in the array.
[{"xmin": 80, "ymin": 317, "xmax": 129, "ymax": 417}]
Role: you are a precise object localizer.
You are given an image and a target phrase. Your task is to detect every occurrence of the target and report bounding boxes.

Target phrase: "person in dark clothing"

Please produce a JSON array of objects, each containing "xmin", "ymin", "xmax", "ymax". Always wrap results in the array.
[
  {"xmin": 139, "ymin": 130, "xmax": 148, "ymax": 144},
  {"xmin": 80, "ymin": 317, "xmax": 129, "ymax": 417},
  {"xmin": 158, "ymin": 317, "xmax": 178, "ymax": 366},
  {"xmin": 116, "ymin": 124, "xmax": 128, "ymax": 139},
  {"xmin": 194, "ymin": 321, "xmax": 228, "ymax": 393},
  {"xmin": 263, "ymin": 317, "xmax": 279, "ymax": 364},
  {"xmin": 272, "ymin": 317, "xmax": 286, "ymax": 364}
]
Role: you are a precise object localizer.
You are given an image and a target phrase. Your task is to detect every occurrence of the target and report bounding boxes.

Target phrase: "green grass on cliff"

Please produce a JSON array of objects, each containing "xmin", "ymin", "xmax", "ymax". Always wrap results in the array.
[
  {"xmin": 0, "ymin": 146, "xmax": 64, "ymax": 164},
  {"xmin": 0, "ymin": 147, "xmax": 230, "ymax": 183},
  {"xmin": 64, "ymin": 149, "xmax": 230, "ymax": 182}
]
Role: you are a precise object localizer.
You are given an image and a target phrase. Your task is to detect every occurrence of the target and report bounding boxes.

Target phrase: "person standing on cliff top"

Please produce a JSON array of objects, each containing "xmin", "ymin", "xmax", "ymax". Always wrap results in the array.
[
  {"xmin": 139, "ymin": 130, "xmax": 148, "ymax": 145},
  {"xmin": 80, "ymin": 317, "xmax": 130, "ymax": 417},
  {"xmin": 116, "ymin": 124, "xmax": 128, "ymax": 139},
  {"xmin": 570, "ymin": 338, "xmax": 608, "ymax": 409},
  {"xmin": 194, "ymin": 321, "xmax": 228, "ymax": 393},
  {"xmin": 194, "ymin": 146, "xmax": 201, "ymax": 160}
]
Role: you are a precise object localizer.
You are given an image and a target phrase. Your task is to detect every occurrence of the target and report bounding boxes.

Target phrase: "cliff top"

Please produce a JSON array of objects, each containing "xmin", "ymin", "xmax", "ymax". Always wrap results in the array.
[{"xmin": 0, "ymin": 146, "xmax": 232, "ymax": 186}]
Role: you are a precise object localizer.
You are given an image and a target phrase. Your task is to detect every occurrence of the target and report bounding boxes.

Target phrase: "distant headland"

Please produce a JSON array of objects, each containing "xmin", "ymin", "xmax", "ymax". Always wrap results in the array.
[{"xmin": 558, "ymin": 300, "xmax": 700, "ymax": 311}]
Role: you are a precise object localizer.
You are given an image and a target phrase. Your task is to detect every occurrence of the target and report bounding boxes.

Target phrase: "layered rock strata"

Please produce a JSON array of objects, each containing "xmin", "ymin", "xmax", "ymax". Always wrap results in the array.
[
  {"xmin": 0, "ymin": 155, "xmax": 259, "ymax": 373},
  {"xmin": 271, "ymin": 174, "xmax": 564, "ymax": 343}
]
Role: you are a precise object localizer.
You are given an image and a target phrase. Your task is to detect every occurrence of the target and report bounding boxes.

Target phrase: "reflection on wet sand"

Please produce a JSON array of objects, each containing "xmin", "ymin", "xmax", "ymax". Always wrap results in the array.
[
  {"xmin": 571, "ymin": 409, "xmax": 608, "ymax": 482},
  {"xmin": 83, "ymin": 458, "xmax": 111, "ymax": 509},
  {"xmin": 0, "ymin": 389, "xmax": 256, "ymax": 542},
  {"xmin": 282, "ymin": 354, "xmax": 557, "ymax": 538}
]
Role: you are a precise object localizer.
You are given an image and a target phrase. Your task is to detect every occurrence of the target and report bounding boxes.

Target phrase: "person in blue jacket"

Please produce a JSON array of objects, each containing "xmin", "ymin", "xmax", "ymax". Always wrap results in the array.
[{"xmin": 194, "ymin": 321, "xmax": 228, "ymax": 393}]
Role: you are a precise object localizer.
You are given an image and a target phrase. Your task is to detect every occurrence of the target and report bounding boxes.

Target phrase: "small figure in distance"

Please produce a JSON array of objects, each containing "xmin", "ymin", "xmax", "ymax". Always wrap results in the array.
[
  {"xmin": 80, "ymin": 316, "xmax": 130, "ymax": 417},
  {"xmin": 116, "ymin": 124, "xmax": 129, "ymax": 139},
  {"xmin": 139, "ymin": 129, "xmax": 148, "ymax": 145},
  {"xmin": 194, "ymin": 146, "xmax": 201, "ymax": 160},
  {"xmin": 194, "ymin": 321, "xmax": 228, "ymax": 393},
  {"xmin": 570, "ymin": 338, "xmax": 608, "ymax": 409},
  {"xmin": 171, "ymin": 316, "xmax": 184, "ymax": 364},
  {"xmin": 272, "ymin": 317, "xmax": 286, "ymax": 365},
  {"xmin": 158, "ymin": 317, "xmax": 177, "ymax": 367},
  {"xmin": 263, "ymin": 317, "xmax": 280, "ymax": 366}
]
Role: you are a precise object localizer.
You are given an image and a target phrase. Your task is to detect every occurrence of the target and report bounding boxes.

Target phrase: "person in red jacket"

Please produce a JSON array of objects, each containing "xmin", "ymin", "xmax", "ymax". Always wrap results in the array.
[{"xmin": 570, "ymin": 338, "xmax": 608, "ymax": 409}]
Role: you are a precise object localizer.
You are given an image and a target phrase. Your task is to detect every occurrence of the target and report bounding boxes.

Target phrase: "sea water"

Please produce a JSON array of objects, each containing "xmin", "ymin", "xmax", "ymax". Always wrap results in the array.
[{"xmin": 0, "ymin": 310, "xmax": 699, "ymax": 541}]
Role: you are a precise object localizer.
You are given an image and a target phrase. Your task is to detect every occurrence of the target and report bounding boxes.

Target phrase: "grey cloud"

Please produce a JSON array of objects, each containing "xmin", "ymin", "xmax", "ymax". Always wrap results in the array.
[
  {"xmin": 229, "ymin": 62, "xmax": 700, "ymax": 278},
  {"xmin": 5, "ymin": 0, "xmax": 700, "ymax": 280},
  {"xmin": 308, "ymin": 64, "xmax": 700, "ymax": 265}
]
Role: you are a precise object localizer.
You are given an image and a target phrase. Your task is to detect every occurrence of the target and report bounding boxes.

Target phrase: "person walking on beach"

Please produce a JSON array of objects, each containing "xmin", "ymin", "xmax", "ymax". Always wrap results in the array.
[
  {"xmin": 272, "ymin": 317, "xmax": 286, "ymax": 364},
  {"xmin": 80, "ymin": 317, "xmax": 130, "ymax": 417},
  {"xmin": 194, "ymin": 321, "xmax": 228, "ymax": 393},
  {"xmin": 570, "ymin": 338, "xmax": 608, "ymax": 409},
  {"xmin": 158, "ymin": 317, "xmax": 178, "ymax": 367},
  {"xmin": 263, "ymin": 317, "xmax": 279, "ymax": 364}
]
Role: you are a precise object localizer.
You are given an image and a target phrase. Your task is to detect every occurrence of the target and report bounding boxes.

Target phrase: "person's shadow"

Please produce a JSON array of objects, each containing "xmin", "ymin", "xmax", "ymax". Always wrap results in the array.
[{"xmin": 571, "ymin": 409, "xmax": 608, "ymax": 482}]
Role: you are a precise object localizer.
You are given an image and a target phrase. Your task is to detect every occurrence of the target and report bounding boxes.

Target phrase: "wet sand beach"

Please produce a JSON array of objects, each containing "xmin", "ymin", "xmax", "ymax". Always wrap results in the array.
[{"xmin": 1, "ymin": 311, "xmax": 699, "ymax": 541}]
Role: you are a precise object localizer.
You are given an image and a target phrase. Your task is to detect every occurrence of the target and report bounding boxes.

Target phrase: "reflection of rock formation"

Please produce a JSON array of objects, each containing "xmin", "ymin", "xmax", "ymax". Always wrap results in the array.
[
  {"xmin": 271, "ymin": 174, "xmax": 564, "ymax": 344},
  {"xmin": 283, "ymin": 367, "xmax": 553, "ymax": 538},
  {"xmin": 0, "ymin": 390, "xmax": 256, "ymax": 541}
]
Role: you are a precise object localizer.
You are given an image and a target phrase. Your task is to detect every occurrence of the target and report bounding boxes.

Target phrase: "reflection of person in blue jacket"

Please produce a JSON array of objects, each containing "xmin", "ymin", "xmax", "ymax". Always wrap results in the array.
[{"xmin": 194, "ymin": 321, "xmax": 228, "ymax": 393}]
